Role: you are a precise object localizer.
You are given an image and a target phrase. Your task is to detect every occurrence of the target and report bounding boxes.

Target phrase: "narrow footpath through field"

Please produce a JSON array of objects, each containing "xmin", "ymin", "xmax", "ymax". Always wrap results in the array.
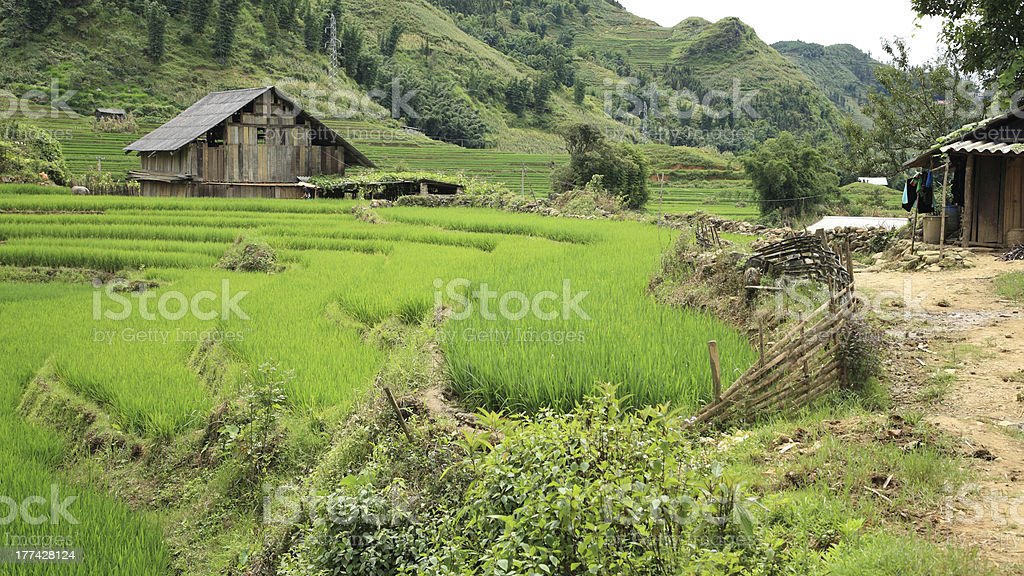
[{"xmin": 856, "ymin": 254, "xmax": 1024, "ymax": 570}]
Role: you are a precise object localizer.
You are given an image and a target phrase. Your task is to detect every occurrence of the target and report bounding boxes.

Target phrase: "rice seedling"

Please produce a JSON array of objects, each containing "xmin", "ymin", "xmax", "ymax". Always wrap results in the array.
[{"xmin": 0, "ymin": 193, "xmax": 756, "ymax": 575}]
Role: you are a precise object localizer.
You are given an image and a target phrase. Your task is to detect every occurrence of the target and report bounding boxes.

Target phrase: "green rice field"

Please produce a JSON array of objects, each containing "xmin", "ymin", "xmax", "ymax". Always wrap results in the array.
[
  {"xmin": 20, "ymin": 108, "xmax": 758, "ymax": 219},
  {"xmin": 0, "ymin": 192, "xmax": 756, "ymax": 573}
]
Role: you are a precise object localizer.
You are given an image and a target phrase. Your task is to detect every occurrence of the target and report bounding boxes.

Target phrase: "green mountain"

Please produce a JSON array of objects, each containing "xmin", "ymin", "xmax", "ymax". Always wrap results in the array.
[
  {"xmin": 0, "ymin": 0, "xmax": 852, "ymax": 154},
  {"xmin": 772, "ymin": 40, "xmax": 885, "ymax": 125}
]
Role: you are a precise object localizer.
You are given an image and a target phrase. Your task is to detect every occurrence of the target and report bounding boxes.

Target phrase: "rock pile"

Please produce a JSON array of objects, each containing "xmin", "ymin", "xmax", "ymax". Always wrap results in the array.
[
  {"xmin": 661, "ymin": 213, "xmax": 772, "ymax": 235},
  {"xmin": 823, "ymin": 227, "xmax": 901, "ymax": 255},
  {"xmin": 864, "ymin": 240, "xmax": 974, "ymax": 272}
]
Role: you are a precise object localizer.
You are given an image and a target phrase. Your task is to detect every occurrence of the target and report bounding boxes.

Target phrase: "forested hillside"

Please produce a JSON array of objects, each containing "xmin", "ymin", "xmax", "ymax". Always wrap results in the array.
[
  {"xmin": 773, "ymin": 40, "xmax": 885, "ymax": 126},
  {"xmin": 0, "ymin": 0, "xmax": 858, "ymax": 152}
]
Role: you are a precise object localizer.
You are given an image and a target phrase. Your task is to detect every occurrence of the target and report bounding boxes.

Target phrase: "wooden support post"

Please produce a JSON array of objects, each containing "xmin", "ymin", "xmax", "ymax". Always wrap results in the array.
[
  {"xmin": 940, "ymin": 161, "xmax": 951, "ymax": 256},
  {"xmin": 707, "ymin": 340, "xmax": 722, "ymax": 402},
  {"xmin": 383, "ymin": 386, "xmax": 414, "ymax": 442},
  {"xmin": 758, "ymin": 320, "xmax": 765, "ymax": 369},
  {"xmin": 911, "ymin": 203, "xmax": 919, "ymax": 255},
  {"xmin": 844, "ymin": 238, "xmax": 854, "ymax": 284},
  {"xmin": 963, "ymin": 155, "xmax": 975, "ymax": 248}
]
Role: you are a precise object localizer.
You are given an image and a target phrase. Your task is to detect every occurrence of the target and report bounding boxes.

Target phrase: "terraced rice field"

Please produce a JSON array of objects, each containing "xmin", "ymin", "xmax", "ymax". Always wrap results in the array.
[
  {"xmin": 21, "ymin": 109, "xmax": 757, "ymax": 218},
  {"xmin": 0, "ymin": 193, "xmax": 755, "ymax": 573}
]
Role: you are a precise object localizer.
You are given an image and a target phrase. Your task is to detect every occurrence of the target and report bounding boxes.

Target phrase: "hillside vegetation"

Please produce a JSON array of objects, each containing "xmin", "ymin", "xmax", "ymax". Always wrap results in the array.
[
  {"xmin": 773, "ymin": 40, "xmax": 885, "ymax": 126},
  {"xmin": 1, "ymin": 0, "xmax": 857, "ymax": 153}
]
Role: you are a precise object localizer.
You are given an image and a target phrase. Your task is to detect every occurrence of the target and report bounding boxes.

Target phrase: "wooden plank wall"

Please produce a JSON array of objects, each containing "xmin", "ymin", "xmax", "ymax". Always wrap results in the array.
[
  {"xmin": 1005, "ymin": 157, "xmax": 1024, "ymax": 241},
  {"xmin": 140, "ymin": 148, "xmax": 197, "ymax": 175},
  {"xmin": 139, "ymin": 90, "xmax": 349, "ymax": 197},
  {"xmin": 973, "ymin": 156, "xmax": 1005, "ymax": 245},
  {"xmin": 142, "ymin": 182, "xmax": 306, "ymax": 198}
]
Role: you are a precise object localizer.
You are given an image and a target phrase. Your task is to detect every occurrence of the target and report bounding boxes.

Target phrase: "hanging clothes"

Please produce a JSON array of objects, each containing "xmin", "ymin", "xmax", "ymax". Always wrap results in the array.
[
  {"xmin": 902, "ymin": 174, "xmax": 919, "ymax": 212},
  {"xmin": 919, "ymin": 171, "xmax": 935, "ymax": 214}
]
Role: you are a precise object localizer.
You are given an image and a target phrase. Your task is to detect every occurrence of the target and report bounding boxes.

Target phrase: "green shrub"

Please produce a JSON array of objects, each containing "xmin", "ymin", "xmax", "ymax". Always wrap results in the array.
[
  {"xmin": 284, "ymin": 386, "xmax": 779, "ymax": 576},
  {"xmin": 554, "ymin": 124, "xmax": 651, "ymax": 209},
  {"xmin": 216, "ymin": 238, "xmax": 280, "ymax": 273}
]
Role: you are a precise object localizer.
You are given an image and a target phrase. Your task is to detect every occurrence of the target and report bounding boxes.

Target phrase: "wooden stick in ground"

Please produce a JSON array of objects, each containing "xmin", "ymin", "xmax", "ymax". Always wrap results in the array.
[
  {"xmin": 707, "ymin": 340, "xmax": 722, "ymax": 402},
  {"xmin": 758, "ymin": 320, "xmax": 765, "ymax": 369},
  {"xmin": 940, "ymin": 161, "xmax": 950, "ymax": 256},
  {"xmin": 383, "ymin": 386, "xmax": 414, "ymax": 442}
]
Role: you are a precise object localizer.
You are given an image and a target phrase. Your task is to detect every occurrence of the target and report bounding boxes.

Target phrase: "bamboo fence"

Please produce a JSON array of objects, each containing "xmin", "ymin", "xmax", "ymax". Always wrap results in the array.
[
  {"xmin": 694, "ymin": 217, "xmax": 722, "ymax": 250},
  {"xmin": 690, "ymin": 235, "xmax": 857, "ymax": 428}
]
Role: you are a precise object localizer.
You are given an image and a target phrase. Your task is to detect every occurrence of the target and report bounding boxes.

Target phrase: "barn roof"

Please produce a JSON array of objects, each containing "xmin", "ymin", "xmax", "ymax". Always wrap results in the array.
[
  {"xmin": 904, "ymin": 110, "xmax": 1024, "ymax": 168},
  {"xmin": 124, "ymin": 86, "xmax": 374, "ymax": 168},
  {"xmin": 95, "ymin": 107, "xmax": 127, "ymax": 115}
]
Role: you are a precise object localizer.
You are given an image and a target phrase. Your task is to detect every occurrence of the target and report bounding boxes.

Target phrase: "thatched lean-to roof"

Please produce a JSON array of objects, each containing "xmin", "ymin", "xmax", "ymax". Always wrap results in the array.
[{"xmin": 123, "ymin": 86, "xmax": 374, "ymax": 168}]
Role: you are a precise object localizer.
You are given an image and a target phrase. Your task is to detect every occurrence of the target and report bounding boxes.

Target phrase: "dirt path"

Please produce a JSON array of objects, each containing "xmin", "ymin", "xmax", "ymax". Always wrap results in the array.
[{"xmin": 855, "ymin": 255, "xmax": 1024, "ymax": 570}]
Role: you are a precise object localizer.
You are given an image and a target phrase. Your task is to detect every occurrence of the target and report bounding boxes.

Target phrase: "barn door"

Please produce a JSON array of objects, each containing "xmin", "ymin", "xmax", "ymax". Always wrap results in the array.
[{"xmin": 972, "ymin": 156, "xmax": 1005, "ymax": 245}]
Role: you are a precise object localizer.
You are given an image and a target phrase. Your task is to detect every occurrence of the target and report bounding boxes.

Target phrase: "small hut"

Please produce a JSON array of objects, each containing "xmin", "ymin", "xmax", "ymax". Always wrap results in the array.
[
  {"xmin": 124, "ymin": 86, "xmax": 374, "ymax": 198},
  {"xmin": 95, "ymin": 108, "xmax": 128, "ymax": 122},
  {"xmin": 906, "ymin": 111, "xmax": 1024, "ymax": 248}
]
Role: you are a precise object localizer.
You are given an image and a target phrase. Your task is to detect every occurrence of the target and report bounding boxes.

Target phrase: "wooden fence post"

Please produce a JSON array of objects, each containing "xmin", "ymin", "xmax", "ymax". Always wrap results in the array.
[
  {"xmin": 707, "ymin": 340, "xmax": 722, "ymax": 402},
  {"xmin": 844, "ymin": 238, "xmax": 854, "ymax": 283},
  {"xmin": 383, "ymin": 386, "xmax": 414, "ymax": 442},
  {"xmin": 758, "ymin": 319, "xmax": 765, "ymax": 369}
]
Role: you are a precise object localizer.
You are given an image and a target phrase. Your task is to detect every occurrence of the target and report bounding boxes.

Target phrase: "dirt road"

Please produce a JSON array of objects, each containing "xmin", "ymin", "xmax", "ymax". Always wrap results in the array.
[{"xmin": 856, "ymin": 254, "xmax": 1024, "ymax": 570}]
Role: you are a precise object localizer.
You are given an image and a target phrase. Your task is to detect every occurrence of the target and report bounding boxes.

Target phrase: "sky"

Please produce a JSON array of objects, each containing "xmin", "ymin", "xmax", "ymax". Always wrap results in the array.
[{"xmin": 617, "ymin": 0, "xmax": 945, "ymax": 64}]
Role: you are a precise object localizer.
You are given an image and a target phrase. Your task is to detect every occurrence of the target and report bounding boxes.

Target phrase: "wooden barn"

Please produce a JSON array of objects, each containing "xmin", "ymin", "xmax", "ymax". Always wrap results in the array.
[
  {"xmin": 907, "ymin": 111, "xmax": 1024, "ymax": 247},
  {"xmin": 124, "ymin": 86, "xmax": 374, "ymax": 198}
]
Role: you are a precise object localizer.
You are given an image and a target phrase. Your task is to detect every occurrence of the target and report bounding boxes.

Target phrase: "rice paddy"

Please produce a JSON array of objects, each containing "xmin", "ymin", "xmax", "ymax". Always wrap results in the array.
[
  {"xmin": 20, "ymin": 108, "xmax": 758, "ymax": 220},
  {"xmin": 0, "ymin": 191, "xmax": 756, "ymax": 573}
]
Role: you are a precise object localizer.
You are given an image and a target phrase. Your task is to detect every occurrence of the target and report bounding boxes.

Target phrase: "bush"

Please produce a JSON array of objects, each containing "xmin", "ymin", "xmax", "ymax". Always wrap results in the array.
[
  {"xmin": 554, "ymin": 124, "xmax": 650, "ymax": 209},
  {"xmin": 0, "ymin": 120, "xmax": 70, "ymax": 185},
  {"xmin": 550, "ymin": 174, "xmax": 625, "ymax": 216},
  {"xmin": 743, "ymin": 132, "xmax": 838, "ymax": 218},
  {"xmin": 216, "ymin": 238, "xmax": 280, "ymax": 273},
  {"xmin": 283, "ymin": 387, "xmax": 777, "ymax": 576}
]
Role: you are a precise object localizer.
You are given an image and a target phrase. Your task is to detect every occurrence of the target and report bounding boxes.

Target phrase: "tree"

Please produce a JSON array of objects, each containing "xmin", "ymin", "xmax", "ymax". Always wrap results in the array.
[
  {"xmin": 263, "ymin": 1, "xmax": 280, "ymax": 47},
  {"xmin": 412, "ymin": 81, "xmax": 487, "ymax": 148},
  {"xmin": 212, "ymin": 0, "xmax": 242, "ymax": 63},
  {"xmin": 531, "ymin": 73, "xmax": 554, "ymax": 113},
  {"xmin": 340, "ymin": 22, "xmax": 364, "ymax": 78},
  {"xmin": 379, "ymin": 19, "xmax": 404, "ymax": 57},
  {"xmin": 742, "ymin": 132, "xmax": 838, "ymax": 218},
  {"xmin": 505, "ymin": 77, "xmax": 533, "ymax": 115},
  {"xmin": 302, "ymin": 3, "xmax": 320, "ymax": 51},
  {"xmin": 145, "ymin": 1, "xmax": 169, "ymax": 63},
  {"xmin": 573, "ymin": 80, "xmax": 585, "ymax": 106},
  {"xmin": 853, "ymin": 40, "xmax": 983, "ymax": 175},
  {"xmin": 188, "ymin": 0, "xmax": 211, "ymax": 33},
  {"xmin": 553, "ymin": 124, "xmax": 650, "ymax": 209},
  {"xmin": 913, "ymin": 0, "xmax": 1024, "ymax": 94}
]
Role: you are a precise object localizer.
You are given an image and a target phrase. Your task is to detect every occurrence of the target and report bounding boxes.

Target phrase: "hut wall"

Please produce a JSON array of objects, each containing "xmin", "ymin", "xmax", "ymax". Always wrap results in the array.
[
  {"xmin": 971, "ymin": 156, "xmax": 1006, "ymax": 245},
  {"xmin": 141, "ymin": 182, "xmax": 304, "ymax": 198},
  {"xmin": 1006, "ymin": 157, "xmax": 1024, "ymax": 242},
  {"xmin": 139, "ymin": 148, "xmax": 197, "ymax": 176}
]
